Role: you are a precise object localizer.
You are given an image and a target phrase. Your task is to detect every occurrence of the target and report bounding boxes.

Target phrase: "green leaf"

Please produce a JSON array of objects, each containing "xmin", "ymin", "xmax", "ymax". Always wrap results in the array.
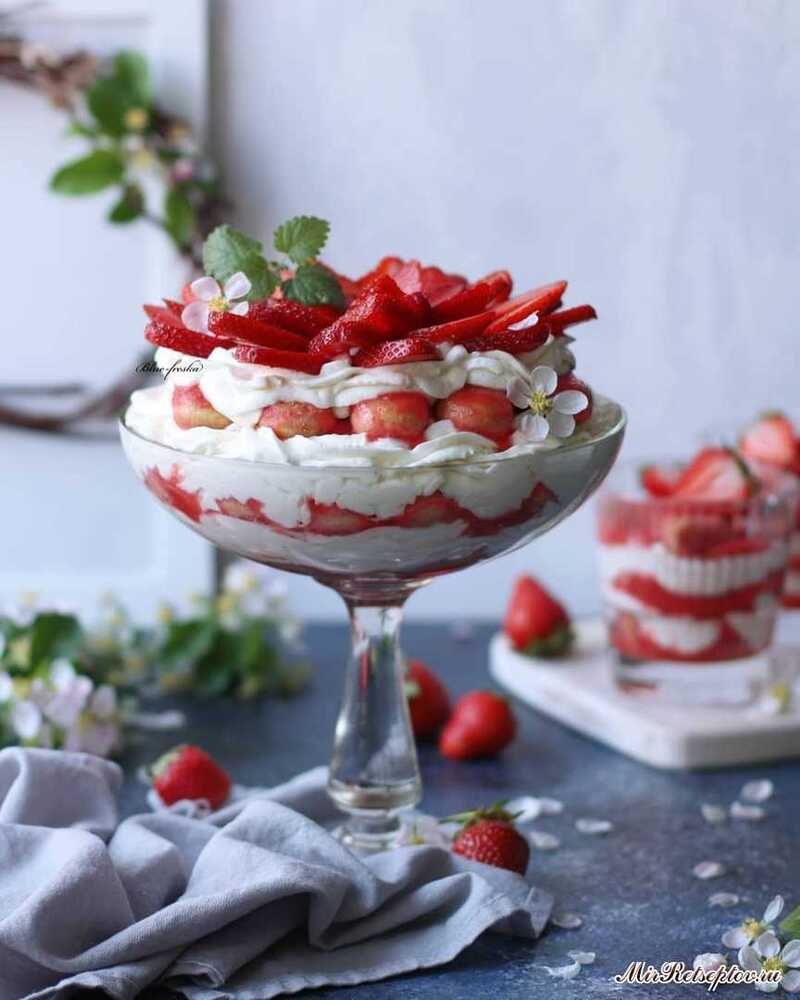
[
  {"xmin": 29, "ymin": 614, "xmax": 83, "ymax": 666},
  {"xmin": 273, "ymin": 215, "xmax": 329, "ymax": 265},
  {"xmin": 780, "ymin": 903, "xmax": 800, "ymax": 940},
  {"xmin": 202, "ymin": 224, "xmax": 277, "ymax": 301},
  {"xmin": 108, "ymin": 184, "xmax": 143, "ymax": 223},
  {"xmin": 86, "ymin": 76, "xmax": 131, "ymax": 137},
  {"xmin": 65, "ymin": 120, "xmax": 98, "ymax": 139},
  {"xmin": 113, "ymin": 50, "xmax": 152, "ymax": 106},
  {"xmin": 282, "ymin": 262, "xmax": 345, "ymax": 308},
  {"xmin": 164, "ymin": 186, "xmax": 195, "ymax": 246},
  {"xmin": 50, "ymin": 150, "xmax": 125, "ymax": 195},
  {"xmin": 159, "ymin": 619, "xmax": 216, "ymax": 667}
]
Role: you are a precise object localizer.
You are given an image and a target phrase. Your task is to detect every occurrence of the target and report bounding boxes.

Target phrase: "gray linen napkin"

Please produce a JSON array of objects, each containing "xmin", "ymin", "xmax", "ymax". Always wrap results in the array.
[{"xmin": 0, "ymin": 747, "xmax": 552, "ymax": 1000}]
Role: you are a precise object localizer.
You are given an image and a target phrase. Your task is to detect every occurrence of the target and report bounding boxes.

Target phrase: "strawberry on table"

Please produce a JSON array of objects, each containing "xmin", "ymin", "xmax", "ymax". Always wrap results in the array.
[
  {"xmin": 149, "ymin": 744, "xmax": 231, "ymax": 809},
  {"xmin": 740, "ymin": 412, "xmax": 799, "ymax": 472},
  {"xmin": 435, "ymin": 387, "xmax": 514, "ymax": 445},
  {"xmin": 351, "ymin": 392, "xmax": 431, "ymax": 445},
  {"xmin": 439, "ymin": 690, "xmax": 516, "ymax": 759},
  {"xmin": 445, "ymin": 802, "xmax": 530, "ymax": 875},
  {"xmin": 405, "ymin": 659, "xmax": 451, "ymax": 739},
  {"xmin": 503, "ymin": 575, "xmax": 574, "ymax": 656}
]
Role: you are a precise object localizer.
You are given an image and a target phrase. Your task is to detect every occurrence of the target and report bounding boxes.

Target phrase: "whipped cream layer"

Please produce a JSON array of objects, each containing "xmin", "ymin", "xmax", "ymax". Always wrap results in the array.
[{"xmin": 125, "ymin": 336, "xmax": 584, "ymax": 467}]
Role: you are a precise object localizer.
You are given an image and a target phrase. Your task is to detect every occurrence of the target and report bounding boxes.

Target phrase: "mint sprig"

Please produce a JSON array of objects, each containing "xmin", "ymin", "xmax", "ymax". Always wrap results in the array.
[{"xmin": 201, "ymin": 216, "xmax": 344, "ymax": 308}]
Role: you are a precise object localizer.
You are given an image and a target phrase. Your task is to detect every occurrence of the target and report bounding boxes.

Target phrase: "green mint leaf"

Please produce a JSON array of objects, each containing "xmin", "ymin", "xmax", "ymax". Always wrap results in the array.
[
  {"xmin": 203, "ymin": 224, "xmax": 276, "ymax": 301},
  {"xmin": 273, "ymin": 215, "xmax": 330, "ymax": 265},
  {"xmin": 108, "ymin": 184, "xmax": 143, "ymax": 224},
  {"xmin": 50, "ymin": 150, "xmax": 125, "ymax": 195},
  {"xmin": 780, "ymin": 904, "xmax": 800, "ymax": 940},
  {"xmin": 282, "ymin": 262, "xmax": 345, "ymax": 308},
  {"xmin": 163, "ymin": 186, "xmax": 195, "ymax": 246},
  {"xmin": 112, "ymin": 50, "xmax": 152, "ymax": 107}
]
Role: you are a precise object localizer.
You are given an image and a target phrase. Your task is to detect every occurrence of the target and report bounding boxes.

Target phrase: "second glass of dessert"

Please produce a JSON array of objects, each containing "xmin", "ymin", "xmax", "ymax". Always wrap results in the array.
[{"xmin": 597, "ymin": 446, "xmax": 796, "ymax": 703}]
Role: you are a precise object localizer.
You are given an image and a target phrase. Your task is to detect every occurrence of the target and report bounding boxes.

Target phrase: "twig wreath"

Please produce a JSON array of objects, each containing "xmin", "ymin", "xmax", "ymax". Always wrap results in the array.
[{"xmin": 0, "ymin": 11, "xmax": 222, "ymax": 432}]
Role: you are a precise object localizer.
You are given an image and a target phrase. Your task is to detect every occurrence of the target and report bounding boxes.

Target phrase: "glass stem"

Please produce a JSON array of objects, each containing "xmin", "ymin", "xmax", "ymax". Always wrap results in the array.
[{"xmin": 328, "ymin": 601, "xmax": 421, "ymax": 850}]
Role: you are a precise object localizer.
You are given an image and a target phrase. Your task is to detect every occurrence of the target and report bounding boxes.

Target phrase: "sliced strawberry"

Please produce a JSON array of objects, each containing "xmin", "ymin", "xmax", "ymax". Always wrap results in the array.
[
  {"xmin": 395, "ymin": 493, "xmax": 463, "ymax": 527},
  {"xmin": 248, "ymin": 298, "xmax": 340, "ymax": 336},
  {"xmin": 362, "ymin": 258, "xmax": 468, "ymax": 306},
  {"xmin": 163, "ymin": 298, "xmax": 184, "ymax": 318},
  {"xmin": 432, "ymin": 271, "xmax": 512, "ymax": 321},
  {"xmin": 660, "ymin": 514, "xmax": 734, "ymax": 556},
  {"xmin": 672, "ymin": 447, "xmax": 755, "ymax": 501},
  {"xmin": 708, "ymin": 536, "xmax": 769, "ymax": 557},
  {"xmin": 484, "ymin": 281, "xmax": 567, "ymax": 334},
  {"xmin": 215, "ymin": 497, "xmax": 270, "ymax": 524},
  {"xmin": 465, "ymin": 324, "xmax": 549, "ymax": 355},
  {"xmin": 543, "ymin": 304, "xmax": 597, "ymax": 335},
  {"xmin": 306, "ymin": 501, "xmax": 373, "ymax": 535},
  {"xmin": 208, "ymin": 311, "xmax": 308, "ymax": 351},
  {"xmin": 144, "ymin": 303, "xmax": 182, "ymax": 327},
  {"xmin": 640, "ymin": 464, "xmax": 682, "ymax": 498},
  {"xmin": 351, "ymin": 392, "xmax": 431, "ymax": 444},
  {"xmin": 307, "ymin": 323, "xmax": 377, "ymax": 359},
  {"xmin": 355, "ymin": 336, "xmax": 439, "ymax": 368},
  {"xmin": 143, "ymin": 466, "xmax": 203, "ymax": 522},
  {"xmin": 231, "ymin": 344, "xmax": 323, "ymax": 374},
  {"xmin": 145, "ymin": 319, "xmax": 231, "ymax": 359},
  {"xmin": 556, "ymin": 373, "xmax": 592, "ymax": 424},
  {"xmin": 257, "ymin": 401, "xmax": 340, "ymax": 439},
  {"xmin": 739, "ymin": 413, "xmax": 798, "ymax": 471},
  {"xmin": 435, "ymin": 387, "xmax": 514, "ymax": 445},
  {"xmin": 411, "ymin": 311, "xmax": 494, "ymax": 345}
]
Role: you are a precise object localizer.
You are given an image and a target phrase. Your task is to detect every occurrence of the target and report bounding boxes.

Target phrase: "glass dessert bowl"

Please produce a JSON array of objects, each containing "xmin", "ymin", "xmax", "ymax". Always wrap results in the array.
[
  {"xmin": 597, "ymin": 449, "xmax": 796, "ymax": 704},
  {"xmin": 121, "ymin": 217, "xmax": 625, "ymax": 847}
]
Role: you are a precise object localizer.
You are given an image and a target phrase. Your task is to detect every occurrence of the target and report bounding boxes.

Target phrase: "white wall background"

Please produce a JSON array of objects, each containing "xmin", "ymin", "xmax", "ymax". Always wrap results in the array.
[{"xmin": 207, "ymin": 0, "xmax": 800, "ymax": 619}]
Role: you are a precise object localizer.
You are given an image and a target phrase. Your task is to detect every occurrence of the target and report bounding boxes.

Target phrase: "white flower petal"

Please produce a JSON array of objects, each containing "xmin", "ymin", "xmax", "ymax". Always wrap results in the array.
[
  {"xmin": 757, "ymin": 931, "xmax": 781, "ymax": 958},
  {"xmin": 230, "ymin": 300, "xmax": 249, "ymax": 316},
  {"xmin": 569, "ymin": 951, "xmax": 596, "ymax": 966},
  {"xmin": 506, "ymin": 377, "xmax": 532, "ymax": 409},
  {"xmin": 0, "ymin": 672, "xmax": 13, "ymax": 703},
  {"xmin": 223, "ymin": 271, "xmax": 251, "ymax": 301},
  {"xmin": 529, "ymin": 830, "xmax": 560, "ymax": 851},
  {"xmin": 530, "ymin": 365, "xmax": 558, "ymax": 396},
  {"xmin": 50, "ymin": 658, "xmax": 76, "ymax": 690},
  {"xmin": 91, "ymin": 684, "xmax": 116, "ymax": 720},
  {"xmin": 694, "ymin": 953, "xmax": 727, "ymax": 973},
  {"xmin": 763, "ymin": 896, "xmax": 785, "ymax": 925},
  {"xmin": 723, "ymin": 926, "xmax": 751, "ymax": 948},
  {"xmin": 537, "ymin": 797, "xmax": 564, "ymax": 815},
  {"xmin": 190, "ymin": 276, "xmax": 220, "ymax": 301},
  {"xmin": 710, "ymin": 892, "xmax": 740, "ymax": 908},
  {"xmin": 742, "ymin": 779, "xmax": 774, "ymax": 803},
  {"xmin": 754, "ymin": 979, "xmax": 781, "ymax": 994},
  {"xmin": 543, "ymin": 962, "xmax": 582, "ymax": 980},
  {"xmin": 782, "ymin": 941, "xmax": 800, "ymax": 967},
  {"xmin": 693, "ymin": 860, "xmax": 726, "ymax": 880},
  {"xmin": 182, "ymin": 301, "xmax": 210, "ymax": 333},
  {"xmin": 739, "ymin": 945, "xmax": 763, "ymax": 972},
  {"xmin": 575, "ymin": 817, "xmax": 613, "ymax": 835},
  {"xmin": 548, "ymin": 410, "xmax": 576, "ymax": 439},
  {"xmin": 517, "ymin": 413, "xmax": 550, "ymax": 442},
  {"xmin": 701, "ymin": 803, "xmax": 728, "ymax": 824},
  {"xmin": 550, "ymin": 911, "xmax": 582, "ymax": 929},
  {"xmin": 553, "ymin": 389, "xmax": 588, "ymax": 416},
  {"xmin": 782, "ymin": 970, "xmax": 800, "ymax": 993},
  {"xmin": 11, "ymin": 700, "xmax": 42, "ymax": 740},
  {"xmin": 731, "ymin": 801, "xmax": 765, "ymax": 821}
]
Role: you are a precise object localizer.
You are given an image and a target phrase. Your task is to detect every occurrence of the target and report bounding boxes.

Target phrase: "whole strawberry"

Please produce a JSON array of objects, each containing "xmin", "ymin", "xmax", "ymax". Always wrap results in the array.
[
  {"xmin": 150, "ymin": 744, "xmax": 231, "ymax": 809},
  {"xmin": 447, "ymin": 802, "xmax": 530, "ymax": 875},
  {"xmin": 405, "ymin": 659, "xmax": 451, "ymax": 739},
  {"xmin": 503, "ymin": 575, "xmax": 574, "ymax": 657},
  {"xmin": 439, "ymin": 690, "xmax": 515, "ymax": 760}
]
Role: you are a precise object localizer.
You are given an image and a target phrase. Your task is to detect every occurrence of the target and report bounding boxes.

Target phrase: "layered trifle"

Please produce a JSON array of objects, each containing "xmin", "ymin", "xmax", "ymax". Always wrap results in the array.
[
  {"xmin": 598, "ymin": 447, "xmax": 794, "ymax": 675},
  {"xmin": 124, "ymin": 218, "xmax": 620, "ymax": 580}
]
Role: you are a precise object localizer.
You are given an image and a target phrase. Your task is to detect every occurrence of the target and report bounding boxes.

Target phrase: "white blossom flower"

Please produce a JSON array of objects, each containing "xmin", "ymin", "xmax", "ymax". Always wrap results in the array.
[
  {"xmin": 64, "ymin": 720, "xmax": 119, "ymax": 758},
  {"xmin": 507, "ymin": 365, "xmax": 588, "ymax": 441},
  {"xmin": 723, "ymin": 896, "xmax": 784, "ymax": 949},
  {"xmin": 11, "ymin": 700, "xmax": 43, "ymax": 740},
  {"xmin": 694, "ymin": 953, "xmax": 728, "ymax": 973},
  {"xmin": 44, "ymin": 661, "xmax": 93, "ymax": 728},
  {"xmin": 182, "ymin": 272, "xmax": 251, "ymax": 333},
  {"xmin": 693, "ymin": 860, "xmax": 727, "ymax": 880},
  {"xmin": 396, "ymin": 814, "xmax": 451, "ymax": 848},
  {"xmin": 90, "ymin": 685, "xmax": 117, "ymax": 720},
  {"xmin": 0, "ymin": 672, "xmax": 13, "ymax": 703},
  {"xmin": 739, "ymin": 936, "xmax": 800, "ymax": 993}
]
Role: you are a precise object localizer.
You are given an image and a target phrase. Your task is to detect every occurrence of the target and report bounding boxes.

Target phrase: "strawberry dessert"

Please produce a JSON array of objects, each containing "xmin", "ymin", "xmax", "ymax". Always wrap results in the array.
[
  {"xmin": 739, "ymin": 412, "xmax": 800, "ymax": 609},
  {"xmin": 598, "ymin": 447, "xmax": 795, "ymax": 668},
  {"xmin": 123, "ymin": 216, "xmax": 619, "ymax": 575}
]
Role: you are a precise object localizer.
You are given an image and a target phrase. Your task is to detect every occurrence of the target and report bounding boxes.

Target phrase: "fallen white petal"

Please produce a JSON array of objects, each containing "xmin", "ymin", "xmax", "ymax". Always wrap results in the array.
[
  {"xmin": 550, "ymin": 911, "xmax": 583, "ymax": 929},
  {"xmin": 731, "ymin": 801, "xmax": 765, "ymax": 821},
  {"xmin": 694, "ymin": 953, "xmax": 728, "ymax": 973},
  {"xmin": 782, "ymin": 940, "xmax": 800, "ymax": 967},
  {"xmin": 741, "ymin": 779, "xmax": 774, "ymax": 803},
  {"xmin": 701, "ymin": 803, "xmax": 728, "ymax": 824},
  {"xmin": 543, "ymin": 962, "xmax": 582, "ymax": 980},
  {"xmin": 505, "ymin": 795, "xmax": 544, "ymax": 822},
  {"xmin": 709, "ymin": 892, "xmax": 741, "ymax": 908},
  {"xmin": 568, "ymin": 951, "xmax": 596, "ymax": 965},
  {"xmin": 529, "ymin": 830, "xmax": 560, "ymax": 851},
  {"xmin": 763, "ymin": 895, "xmax": 785, "ymax": 925},
  {"xmin": 693, "ymin": 861, "xmax": 726, "ymax": 880},
  {"xmin": 576, "ymin": 818, "xmax": 613, "ymax": 835},
  {"xmin": 536, "ymin": 797, "xmax": 564, "ymax": 815}
]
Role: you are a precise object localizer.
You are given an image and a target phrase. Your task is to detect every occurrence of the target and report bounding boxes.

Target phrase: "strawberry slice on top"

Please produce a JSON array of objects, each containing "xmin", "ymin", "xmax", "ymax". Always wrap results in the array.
[
  {"xmin": 145, "ymin": 319, "xmax": 233, "ymax": 359},
  {"xmin": 484, "ymin": 280, "xmax": 567, "ymax": 334},
  {"xmin": 208, "ymin": 311, "xmax": 308, "ymax": 352},
  {"xmin": 739, "ymin": 412, "xmax": 799, "ymax": 472},
  {"xmin": 640, "ymin": 463, "xmax": 682, "ymax": 498},
  {"xmin": 672, "ymin": 447, "xmax": 755, "ymax": 501},
  {"xmin": 432, "ymin": 271, "xmax": 513, "ymax": 322}
]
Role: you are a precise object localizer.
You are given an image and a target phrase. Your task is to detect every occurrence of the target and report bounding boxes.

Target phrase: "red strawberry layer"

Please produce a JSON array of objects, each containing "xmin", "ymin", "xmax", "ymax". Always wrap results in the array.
[
  {"xmin": 610, "ymin": 612, "xmax": 758, "ymax": 663},
  {"xmin": 609, "ymin": 570, "xmax": 785, "ymax": 618}
]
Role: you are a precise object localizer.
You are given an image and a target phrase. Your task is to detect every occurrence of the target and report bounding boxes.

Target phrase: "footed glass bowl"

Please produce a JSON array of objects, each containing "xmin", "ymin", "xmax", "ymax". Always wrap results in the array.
[{"xmin": 121, "ymin": 396, "xmax": 625, "ymax": 849}]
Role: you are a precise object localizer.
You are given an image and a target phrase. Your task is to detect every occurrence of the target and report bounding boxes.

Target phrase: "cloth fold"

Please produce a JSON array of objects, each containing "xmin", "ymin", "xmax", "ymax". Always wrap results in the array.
[{"xmin": 0, "ymin": 748, "xmax": 552, "ymax": 1000}]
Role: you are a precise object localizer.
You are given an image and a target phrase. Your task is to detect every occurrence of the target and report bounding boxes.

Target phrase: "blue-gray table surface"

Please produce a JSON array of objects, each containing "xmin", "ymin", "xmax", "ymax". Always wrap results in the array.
[{"xmin": 123, "ymin": 624, "xmax": 800, "ymax": 1000}]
